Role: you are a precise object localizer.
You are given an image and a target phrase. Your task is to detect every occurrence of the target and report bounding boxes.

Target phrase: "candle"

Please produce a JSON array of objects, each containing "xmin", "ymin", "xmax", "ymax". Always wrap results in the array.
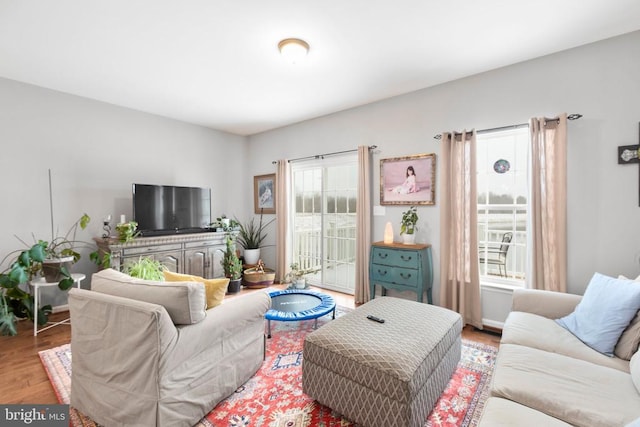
[
  {"xmin": 383, "ymin": 222, "xmax": 394, "ymax": 244},
  {"xmin": 120, "ymin": 214, "xmax": 126, "ymax": 224}
]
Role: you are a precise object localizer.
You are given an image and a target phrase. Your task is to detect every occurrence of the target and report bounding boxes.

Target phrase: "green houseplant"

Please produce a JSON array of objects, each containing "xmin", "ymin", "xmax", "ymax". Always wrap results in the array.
[
  {"xmin": 210, "ymin": 215, "xmax": 240, "ymax": 233},
  {"xmin": 235, "ymin": 209, "xmax": 275, "ymax": 265},
  {"xmin": 123, "ymin": 256, "xmax": 166, "ymax": 281},
  {"xmin": 221, "ymin": 236, "xmax": 242, "ymax": 293},
  {"xmin": 0, "ymin": 213, "xmax": 98, "ymax": 335},
  {"xmin": 400, "ymin": 206, "xmax": 418, "ymax": 244},
  {"xmin": 284, "ymin": 262, "xmax": 319, "ymax": 289},
  {"xmin": 115, "ymin": 220, "xmax": 139, "ymax": 243}
]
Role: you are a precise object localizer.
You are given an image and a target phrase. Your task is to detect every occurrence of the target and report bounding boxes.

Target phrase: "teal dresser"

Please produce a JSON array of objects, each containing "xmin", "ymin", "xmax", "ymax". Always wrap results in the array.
[{"xmin": 369, "ymin": 241, "xmax": 433, "ymax": 304}]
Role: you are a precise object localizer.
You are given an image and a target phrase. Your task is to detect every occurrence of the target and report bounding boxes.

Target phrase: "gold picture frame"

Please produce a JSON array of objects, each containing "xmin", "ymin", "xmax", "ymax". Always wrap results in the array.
[
  {"xmin": 380, "ymin": 153, "xmax": 436, "ymax": 205},
  {"xmin": 254, "ymin": 174, "xmax": 276, "ymax": 214}
]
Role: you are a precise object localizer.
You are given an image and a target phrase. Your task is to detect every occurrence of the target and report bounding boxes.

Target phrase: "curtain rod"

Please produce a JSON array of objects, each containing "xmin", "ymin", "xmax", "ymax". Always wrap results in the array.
[
  {"xmin": 271, "ymin": 145, "xmax": 377, "ymax": 164},
  {"xmin": 433, "ymin": 113, "xmax": 583, "ymax": 140}
]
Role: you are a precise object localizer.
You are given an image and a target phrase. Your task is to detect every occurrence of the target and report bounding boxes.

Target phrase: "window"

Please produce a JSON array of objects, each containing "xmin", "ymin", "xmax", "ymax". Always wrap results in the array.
[
  {"xmin": 290, "ymin": 155, "xmax": 357, "ymax": 294},
  {"xmin": 477, "ymin": 127, "xmax": 529, "ymax": 286}
]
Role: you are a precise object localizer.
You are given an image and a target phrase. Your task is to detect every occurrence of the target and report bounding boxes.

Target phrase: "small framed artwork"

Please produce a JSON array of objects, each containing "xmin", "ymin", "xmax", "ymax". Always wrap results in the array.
[
  {"xmin": 254, "ymin": 174, "xmax": 276, "ymax": 214},
  {"xmin": 380, "ymin": 153, "xmax": 436, "ymax": 205}
]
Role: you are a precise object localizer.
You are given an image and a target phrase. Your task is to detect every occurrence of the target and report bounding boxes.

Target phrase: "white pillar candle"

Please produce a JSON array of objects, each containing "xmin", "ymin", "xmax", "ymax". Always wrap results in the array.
[{"xmin": 120, "ymin": 214, "xmax": 126, "ymax": 224}]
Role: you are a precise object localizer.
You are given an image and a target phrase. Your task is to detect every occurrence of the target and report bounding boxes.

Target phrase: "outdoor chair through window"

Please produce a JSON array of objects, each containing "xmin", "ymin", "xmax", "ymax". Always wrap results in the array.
[{"xmin": 479, "ymin": 232, "xmax": 513, "ymax": 278}]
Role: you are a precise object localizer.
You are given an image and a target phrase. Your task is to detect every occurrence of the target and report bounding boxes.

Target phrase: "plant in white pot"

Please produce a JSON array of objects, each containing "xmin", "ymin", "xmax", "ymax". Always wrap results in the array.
[
  {"xmin": 284, "ymin": 262, "xmax": 319, "ymax": 289},
  {"xmin": 400, "ymin": 206, "xmax": 418, "ymax": 244},
  {"xmin": 235, "ymin": 209, "xmax": 275, "ymax": 265}
]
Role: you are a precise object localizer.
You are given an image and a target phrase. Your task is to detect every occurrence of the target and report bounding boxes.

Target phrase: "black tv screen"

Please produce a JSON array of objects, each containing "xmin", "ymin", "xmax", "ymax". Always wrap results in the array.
[{"xmin": 133, "ymin": 184, "xmax": 211, "ymax": 236}]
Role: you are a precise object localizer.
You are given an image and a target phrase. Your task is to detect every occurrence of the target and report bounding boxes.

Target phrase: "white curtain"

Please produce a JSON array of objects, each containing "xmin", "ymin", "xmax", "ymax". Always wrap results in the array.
[
  {"xmin": 439, "ymin": 130, "xmax": 483, "ymax": 328},
  {"xmin": 528, "ymin": 114, "xmax": 568, "ymax": 292},
  {"xmin": 275, "ymin": 159, "xmax": 290, "ymax": 283},
  {"xmin": 355, "ymin": 146, "xmax": 372, "ymax": 303}
]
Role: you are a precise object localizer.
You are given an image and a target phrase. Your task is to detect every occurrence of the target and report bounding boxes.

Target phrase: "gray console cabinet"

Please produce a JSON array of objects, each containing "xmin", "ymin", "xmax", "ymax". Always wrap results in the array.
[{"xmin": 95, "ymin": 232, "xmax": 227, "ymax": 279}]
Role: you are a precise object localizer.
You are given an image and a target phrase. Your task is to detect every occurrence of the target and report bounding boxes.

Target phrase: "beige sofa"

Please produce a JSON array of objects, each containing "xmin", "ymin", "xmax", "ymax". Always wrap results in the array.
[
  {"xmin": 68, "ymin": 269, "xmax": 271, "ymax": 427},
  {"xmin": 479, "ymin": 288, "xmax": 640, "ymax": 427}
]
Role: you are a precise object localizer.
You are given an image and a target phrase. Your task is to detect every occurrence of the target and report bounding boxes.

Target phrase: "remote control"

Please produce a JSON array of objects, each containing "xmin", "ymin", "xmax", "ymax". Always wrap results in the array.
[{"xmin": 366, "ymin": 314, "xmax": 385, "ymax": 323}]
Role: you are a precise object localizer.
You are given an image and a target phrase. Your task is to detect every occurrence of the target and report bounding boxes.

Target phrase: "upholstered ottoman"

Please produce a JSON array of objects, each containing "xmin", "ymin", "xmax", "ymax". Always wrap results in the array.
[{"xmin": 302, "ymin": 297, "xmax": 462, "ymax": 427}]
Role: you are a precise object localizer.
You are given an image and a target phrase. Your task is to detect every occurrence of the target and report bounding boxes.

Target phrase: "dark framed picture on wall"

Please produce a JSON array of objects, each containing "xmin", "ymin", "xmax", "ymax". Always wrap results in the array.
[
  {"xmin": 254, "ymin": 174, "xmax": 276, "ymax": 214},
  {"xmin": 380, "ymin": 153, "xmax": 436, "ymax": 205}
]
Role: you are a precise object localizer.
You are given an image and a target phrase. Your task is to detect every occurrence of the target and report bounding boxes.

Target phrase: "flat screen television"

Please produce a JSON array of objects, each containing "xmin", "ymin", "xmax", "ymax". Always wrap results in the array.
[{"xmin": 132, "ymin": 183, "xmax": 212, "ymax": 236}]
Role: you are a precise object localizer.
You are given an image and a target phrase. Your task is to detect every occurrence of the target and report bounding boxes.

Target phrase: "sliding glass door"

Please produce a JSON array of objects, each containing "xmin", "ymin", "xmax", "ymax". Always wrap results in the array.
[{"xmin": 290, "ymin": 155, "xmax": 357, "ymax": 294}]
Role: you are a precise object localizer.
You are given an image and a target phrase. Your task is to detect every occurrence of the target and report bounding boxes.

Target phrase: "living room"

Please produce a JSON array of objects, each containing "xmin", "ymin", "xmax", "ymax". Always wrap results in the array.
[
  {"xmin": 1, "ymin": 2, "xmax": 640, "ymax": 426},
  {"xmin": 2, "ymin": 31, "xmax": 640, "ymax": 317}
]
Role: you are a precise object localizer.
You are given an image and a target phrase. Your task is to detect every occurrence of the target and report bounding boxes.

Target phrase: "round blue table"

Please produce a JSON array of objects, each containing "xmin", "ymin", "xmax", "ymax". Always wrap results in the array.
[{"xmin": 265, "ymin": 289, "xmax": 336, "ymax": 338}]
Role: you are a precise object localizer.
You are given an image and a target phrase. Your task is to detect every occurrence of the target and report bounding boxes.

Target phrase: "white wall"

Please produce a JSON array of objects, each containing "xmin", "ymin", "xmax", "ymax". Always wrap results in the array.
[
  {"xmin": 0, "ymin": 78, "xmax": 247, "ymax": 306},
  {"xmin": 248, "ymin": 31, "xmax": 640, "ymax": 316}
]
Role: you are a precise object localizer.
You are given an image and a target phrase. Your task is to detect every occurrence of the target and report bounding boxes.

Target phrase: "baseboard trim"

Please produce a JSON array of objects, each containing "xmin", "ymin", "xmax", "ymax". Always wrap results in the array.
[
  {"xmin": 52, "ymin": 304, "xmax": 69, "ymax": 314},
  {"xmin": 482, "ymin": 318, "xmax": 504, "ymax": 331}
]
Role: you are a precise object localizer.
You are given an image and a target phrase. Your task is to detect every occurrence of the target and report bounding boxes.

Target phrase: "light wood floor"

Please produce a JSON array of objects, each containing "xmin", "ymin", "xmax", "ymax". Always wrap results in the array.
[{"xmin": 0, "ymin": 285, "xmax": 501, "ymax": 405}]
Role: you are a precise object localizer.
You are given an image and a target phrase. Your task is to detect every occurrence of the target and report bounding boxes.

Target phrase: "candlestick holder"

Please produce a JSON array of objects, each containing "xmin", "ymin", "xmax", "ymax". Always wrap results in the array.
[{"xmin": 102, "ymin": 220, "xmax": 112, "ymax": 238}]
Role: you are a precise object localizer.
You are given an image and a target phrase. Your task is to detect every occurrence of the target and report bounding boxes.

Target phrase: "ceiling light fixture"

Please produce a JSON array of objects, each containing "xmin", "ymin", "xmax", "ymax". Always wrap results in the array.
[{"xmin": 278, "ymin": 38, "xmax": 309, "ymax": 64}]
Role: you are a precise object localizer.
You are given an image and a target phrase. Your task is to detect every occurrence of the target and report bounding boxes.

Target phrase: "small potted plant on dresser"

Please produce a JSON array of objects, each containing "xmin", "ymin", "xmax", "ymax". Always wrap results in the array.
[
  {"xmin": 221, "ymin": 236, "xmax": 243, "ymax": 293},
  {"xmin": 400, "ymin": 206, "xmax": 418, "ymax": 244}
]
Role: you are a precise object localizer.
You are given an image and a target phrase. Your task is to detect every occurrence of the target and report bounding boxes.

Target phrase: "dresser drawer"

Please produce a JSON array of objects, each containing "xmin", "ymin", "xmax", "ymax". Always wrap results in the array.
[
  {"xmin": 370, "ymin": 265, "xmax": 419, "ymax": 287},
  {"xmin": 371, "ymin": 247, "xmax": 420, "ymax": 269},
  {"xmin": 123, "ymin": 243, "xmax": 182, "ymax": 256}
]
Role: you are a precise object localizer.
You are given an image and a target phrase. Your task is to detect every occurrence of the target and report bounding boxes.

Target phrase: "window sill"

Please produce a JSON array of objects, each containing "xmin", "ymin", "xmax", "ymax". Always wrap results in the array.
[{"xmin": 480, "ymin": 280, "xmax": 524, "ymax": 292}]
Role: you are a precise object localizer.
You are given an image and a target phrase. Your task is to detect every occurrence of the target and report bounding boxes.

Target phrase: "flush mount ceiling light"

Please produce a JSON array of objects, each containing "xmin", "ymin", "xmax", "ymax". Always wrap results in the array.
[{"xmin": 278, "ymin": 38, "xmax": 309, "ymax": 64}]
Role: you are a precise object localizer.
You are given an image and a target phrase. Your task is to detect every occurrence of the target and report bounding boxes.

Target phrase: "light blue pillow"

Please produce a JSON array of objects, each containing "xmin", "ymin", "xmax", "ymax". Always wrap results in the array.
[
  {"xmin": 626, "ymin": 417, "xmax": 640, "ymax": 427},
  {"xmin": 556, "ymin": 273, "xmax": 640, "ymax": 356}
]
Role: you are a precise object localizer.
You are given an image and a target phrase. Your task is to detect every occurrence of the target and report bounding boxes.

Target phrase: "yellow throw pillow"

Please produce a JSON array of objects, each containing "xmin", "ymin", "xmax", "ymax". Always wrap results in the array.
[{"xmin": 163, "ymin": 271, "xmax": 229, "ymax": 309}]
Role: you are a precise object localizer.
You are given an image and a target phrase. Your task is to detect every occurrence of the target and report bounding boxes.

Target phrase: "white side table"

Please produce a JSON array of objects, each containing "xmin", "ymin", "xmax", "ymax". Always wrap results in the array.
[{"xmin": 30, "ymin": 273, "xmax": 86, "ymax": 336}]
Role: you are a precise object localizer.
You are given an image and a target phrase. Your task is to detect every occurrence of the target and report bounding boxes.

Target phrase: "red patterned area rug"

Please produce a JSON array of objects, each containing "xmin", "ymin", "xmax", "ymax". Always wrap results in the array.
[{"xmin": 39, "ymin": 314, "xmax": 497, "ymax": 427}]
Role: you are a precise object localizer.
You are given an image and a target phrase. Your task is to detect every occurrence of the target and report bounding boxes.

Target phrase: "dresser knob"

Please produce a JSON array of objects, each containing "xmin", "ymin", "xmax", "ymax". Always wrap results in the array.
[
  {"xmin": 378, "ymin": 253, "xmax": 388, "ymax": 259},
  {"xmin": 377, "ymin": 269, "xmax": 387, "ymax": 276},
  {"xmin": 400, "ymin": 255, "xmax": 412, "ymax": 261},
  {"xmin": 400, "ymin": 273, "xmax": 412, "ymax": 279}
]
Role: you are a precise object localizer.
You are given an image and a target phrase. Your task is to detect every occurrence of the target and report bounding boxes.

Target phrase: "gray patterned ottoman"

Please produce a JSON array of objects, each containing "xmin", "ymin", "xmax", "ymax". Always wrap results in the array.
[{"xmin": 302, "ymin": 296, "xmax": 462, "ymax": 427}]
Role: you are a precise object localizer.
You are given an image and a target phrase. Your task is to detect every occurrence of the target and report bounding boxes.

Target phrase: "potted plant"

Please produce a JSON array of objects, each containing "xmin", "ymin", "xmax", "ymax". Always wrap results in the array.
[
  {"xmin": 284, "ymin": 262, "xmax": 319, "ymax": 289},
  {"xmin": 34, "ymin": 213, "xmax": 94, "ymax": 283},
  {"xmin": 221, "ymin": 236, "xmax": 242, "ymax": 293},
  {"xmin": 210, "ymin": 215, "xmax": 240, "ymax": 233},
  {"xmin": 0, "ymin": 241, "xmax": 49, "ymax": 335},
  {"xmin": 0, "ymin": 213, "xmax": 99, "ymax": 335},
  {"xmin": 115, "ymin": 220, "xmax": 139, "ymax": 243},
  {"xmin": 235, "ymin": 209, "xmax": 275, "ymax": 265},
  {"xmin": 123, "ymin": 256, "xmax": 166, "ymax": 280},
  {"xmin": 400, "ymin": 206, "xmax": 418, "ymax": 244}
]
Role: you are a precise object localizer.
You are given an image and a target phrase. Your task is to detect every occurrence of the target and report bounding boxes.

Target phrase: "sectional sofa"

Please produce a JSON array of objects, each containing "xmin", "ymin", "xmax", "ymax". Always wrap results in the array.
[{"xmin": 478, "ymin": 281, "xmax": 640, "ymax": 426}]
